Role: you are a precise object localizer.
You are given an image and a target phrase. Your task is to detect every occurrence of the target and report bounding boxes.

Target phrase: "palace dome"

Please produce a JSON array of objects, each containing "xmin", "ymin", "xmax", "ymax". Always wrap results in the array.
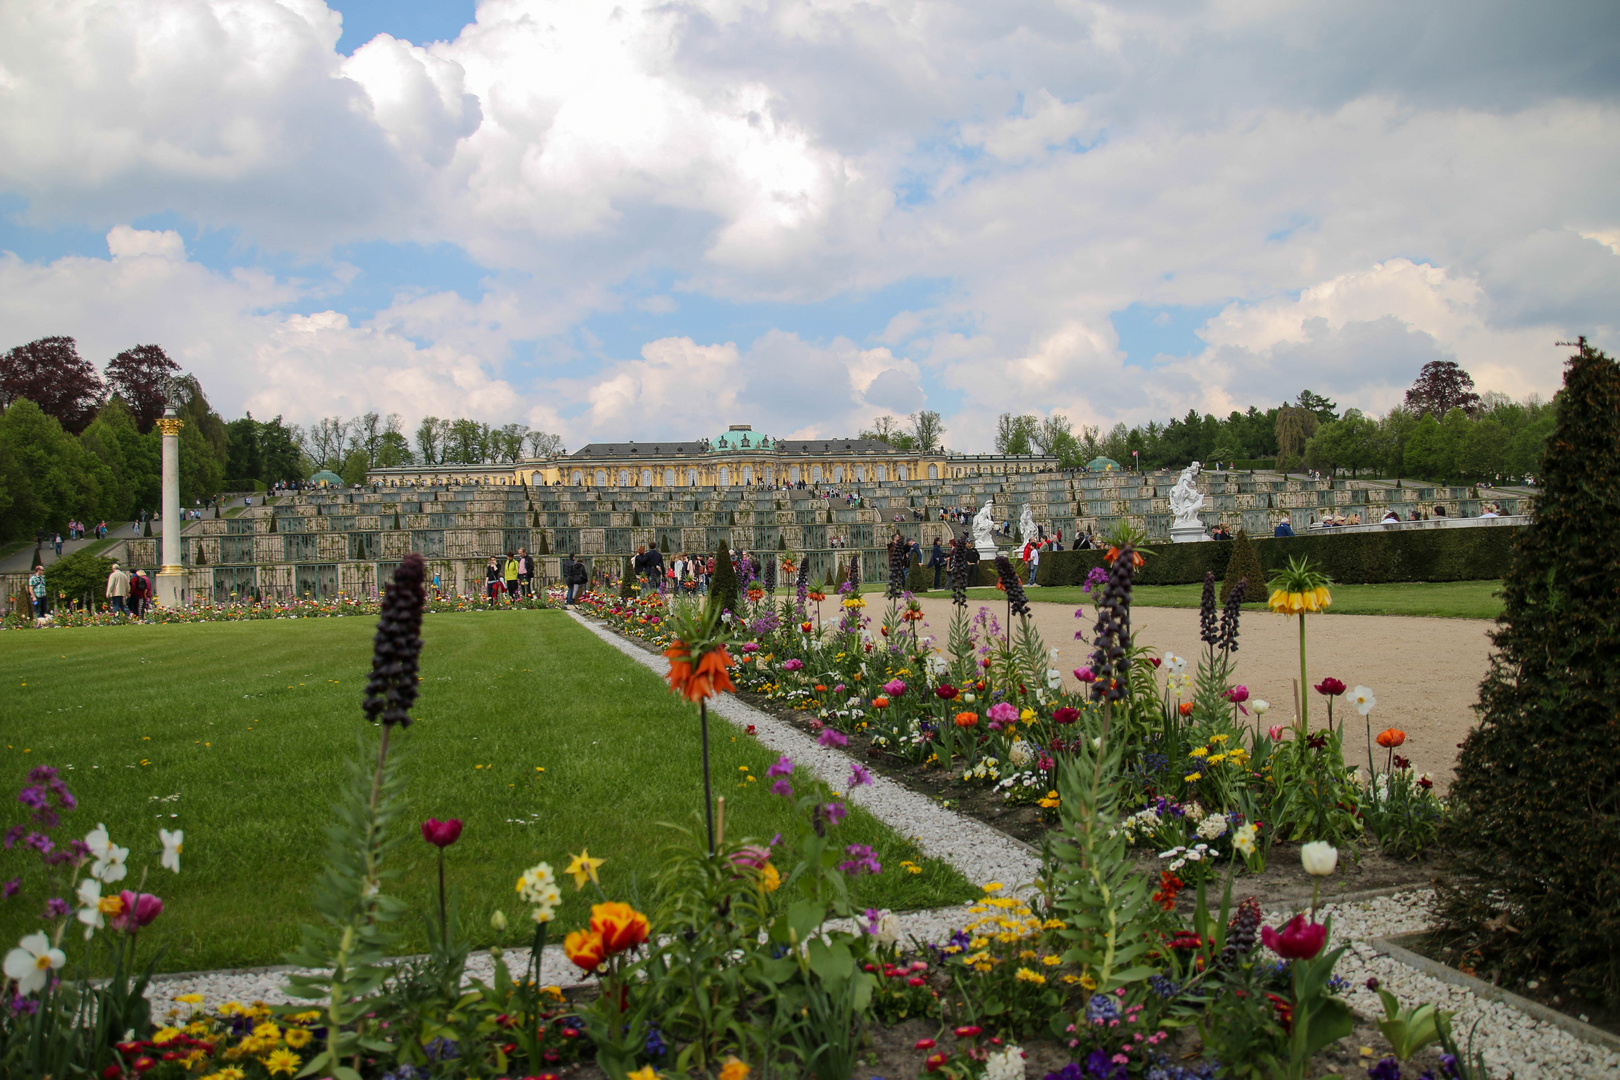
[{"xmin": 709, "ymin": 425, "xmax": 774, "ymax": 451}]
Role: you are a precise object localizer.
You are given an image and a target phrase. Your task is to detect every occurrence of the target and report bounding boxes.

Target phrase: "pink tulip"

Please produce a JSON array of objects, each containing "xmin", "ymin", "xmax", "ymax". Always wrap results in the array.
[
  {"xmin": 1260, "ymin": 914, "xmax": 1326, "ymax": 960},
  {"xmin": 783, "ymin": 659, "xmax": 803, "ymax": 671},
  {"xmin": 1225, "ymin": 685, "xmax": 1249, "ymax": 704},
  {"xmin": 1073, "ymin": 667, "xmax": 1096, "ymax": 683},
  {"xmin": 1268, "ymin": 725, "xmax": 1285, "ymax": 741},
  {"xmin": 110, "ymin": 891, "xmax": 163, "ymax": 931},
  {"xmin": 883, "ymin": 679, "xmax": 906, "ymax": 697},
  {"xmin": 421, "ymin": 819, "xmax": 463, "ymax": 848},
  {"xmin": 986, "ymin": 702, "xmax": 1019, "ymax": 730}
]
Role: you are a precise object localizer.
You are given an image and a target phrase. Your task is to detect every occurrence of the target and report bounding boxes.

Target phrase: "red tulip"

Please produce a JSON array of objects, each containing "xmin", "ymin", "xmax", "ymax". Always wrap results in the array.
[
  {"xmin": 422, "ymin": 818, "xmax": 464, "ymax": 848},
  {"xmin": 935, "ymin": 685, "xmax": 959, "ymax": 700},
  {"xmin": 1052, "ymin": 707, "xmax": 1079, "ymax": 725},
  {"xmin": 1073, "ymin": 667, "xmax": 1096, "ymax": 683},
  {"xmin": 1314, "ymin": 678, "xmax": 1347, "ymax": 697},
  {"xmin": 1260, "ymin": 914, "xmax": 1326, "ymax": 960},
  {"xmin": 110, "ymin": 891, "xmax": 163, "ymax": 931}
]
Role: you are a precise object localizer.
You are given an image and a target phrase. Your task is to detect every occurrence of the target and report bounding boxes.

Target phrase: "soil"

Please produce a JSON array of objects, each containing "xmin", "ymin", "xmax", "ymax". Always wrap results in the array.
[{"xmin": 1398, "ymin": 932, "xmax": 1620, "ymax": 1040}]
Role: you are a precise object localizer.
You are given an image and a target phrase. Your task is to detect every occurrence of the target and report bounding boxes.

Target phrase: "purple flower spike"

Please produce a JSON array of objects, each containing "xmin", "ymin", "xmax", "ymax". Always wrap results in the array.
[
  {"xmin": 848, "ymin": 763, "xmax": 873, "ymax": 788},
  {"xmin": 824, "ymin": 801, "xmax": 847, "ymax": 825},
  {"xmin": 770, "ymin": 779, "xmax": 794, "ymax": 798},
  {"xmin": 818, "ymin": 729, "xmax": 849, "ymax": 748},
  {"xmin": 766, "ymin": 755, "xmax": 794, "ymax": 778}
]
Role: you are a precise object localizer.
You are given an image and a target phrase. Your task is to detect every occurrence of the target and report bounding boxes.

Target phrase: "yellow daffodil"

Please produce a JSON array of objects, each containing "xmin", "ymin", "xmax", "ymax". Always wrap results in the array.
[
  {"xmin": 719, "ymin": 1058, "xmax": 751, "ymax": 1080},
  {"xmin": 1185, "ymin": 772, "xmax": 1202, "ymax": 782},
  {"xmin": 564, "ymin": 849, "xmax": 606, "ymax": 890},
  {"xmin": 174, "ymin": 993, "xmax": 204, "ymax": 1004}
]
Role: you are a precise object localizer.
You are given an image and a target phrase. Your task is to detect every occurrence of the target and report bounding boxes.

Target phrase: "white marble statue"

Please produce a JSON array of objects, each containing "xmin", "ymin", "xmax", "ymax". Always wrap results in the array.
[
  {"xmin": 972, "ymin": 499, "xmax": 998, "ymax": 552},
  {"xmin": 1169, "ymin": 461, "xmax": 1206, "ymax": 528},
  {"xmin": 1018, "ymin": 503, "xmax": 1037, "ymax": 546}
]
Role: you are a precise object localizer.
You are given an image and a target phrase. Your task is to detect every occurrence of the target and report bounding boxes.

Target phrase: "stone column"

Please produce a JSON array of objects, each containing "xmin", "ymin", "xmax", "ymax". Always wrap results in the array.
[{"xmin": 155, "ymin": 408, "xmax": 187, "ymax": 608}]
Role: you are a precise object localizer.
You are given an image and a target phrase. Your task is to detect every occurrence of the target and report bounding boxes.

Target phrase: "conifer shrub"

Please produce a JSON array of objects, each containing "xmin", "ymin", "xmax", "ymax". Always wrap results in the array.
[
  {"xmin": 1221, "ymin": 528, "xmax": 1265, "ymax": 604},
  {"xmin": 707, "ymin": 543, "xmax": 740, "ymax": 616},
  {"xmin": 1433, "ymin": 340, "xmax": 1620, "ymax": 1005},
  {"xmin": 619, "ymin": 556, "xmax": 635, "ymax": 599},
  {"xmin": 537, "ymin": 530, "xmax": 549, "ymax": 555}
]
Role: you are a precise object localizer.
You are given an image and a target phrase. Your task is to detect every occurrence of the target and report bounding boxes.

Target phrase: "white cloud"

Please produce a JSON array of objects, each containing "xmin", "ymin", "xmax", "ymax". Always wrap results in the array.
[{"xmin": 107, "ymin": 225, "xmax": 186, "ymax": 261}]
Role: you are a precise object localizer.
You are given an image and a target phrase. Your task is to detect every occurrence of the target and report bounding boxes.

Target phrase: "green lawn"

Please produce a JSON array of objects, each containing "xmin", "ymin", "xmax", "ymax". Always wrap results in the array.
[
  {"xmin": 861, "ymin": 579, "xmax": 1503, "ymax": 619},
  {"xmin": 0, "ymin": 611, "xmax": 973, "ymax": 972}
]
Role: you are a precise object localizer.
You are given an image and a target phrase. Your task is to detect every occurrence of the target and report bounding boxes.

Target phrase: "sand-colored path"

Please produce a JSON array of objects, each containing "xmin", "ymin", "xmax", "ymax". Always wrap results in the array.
[{"xmin": 904, "ymin": 595, "xmax": 1495, "ymax": 785}]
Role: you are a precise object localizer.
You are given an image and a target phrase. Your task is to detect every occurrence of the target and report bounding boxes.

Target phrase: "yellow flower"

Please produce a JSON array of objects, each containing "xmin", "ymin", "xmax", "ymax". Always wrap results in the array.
[
  {"xmin": 983, "ymin": 882, "xmax": 1004, "ymax": 893},
  {"xmin": 564, "ymin": 849, "xmax": 607, "ymax": 890},
  {"xmin": 218, "ymin": 1002, "xmax": 246, "ymax": 1017},
  {"xmin": 719, "ymin": 1057, "xmax": 751, "ymax": 1080},
  {"xmin": 290, "ymin": 1011, "xmax": 321, "ymax": 1023},
  {"xmin": 264, "ymin": 1049, "xmax": 301, "ymax": 1076},
  {"xmin": 1188, "ymin": 747, "xmax": 1209, "ymax": 758},
  {"xmin": 1207, "ymin": 754, "xmax": 1227, "ymax": 765},
  {"xmin": 1184, "ymin": 772, "xmax": 1202, "ymax": 782},
  {"xmin": 1019, "ymin": 708, "xmax": 1035, "ymax": 721},
  {"xmin": 174, "ymin": 993, "xmax": 204, "ymax": 1004},
  {"xmin": 1041, "ymin": 954, "xmax": 1062, "ymax": 966},
  {"xmin": 760, "ymin": 864, "xmax": 781, "ymax": 892},
  {"xmin": 1015, "ymin": 967, "xmax": 1046, "ymax": 984},
  {"xmin": 1209, "ymin": 734, "xmax": 1229, "ymax": 744},
  {"xmin": 252, "ymin": 1021, "xmax": 281, "ymax": 1041},
  {"xmin": 206, "ymin": 1070, "xmax": 246, "ymax": 1080},
  {"xmin": 153, "ymin": 1027, "xmax": 182, "ymax": 1044},
  {"xmin": 627, "ymin": 1067, "xmax": 662, "ymax": 1080},
  {"xmin": 284, "ymin": 1028, "xmax": 312, "ymax": 1049},
  {"xmin": 1080, "ymin": 973, "xmax": 1098, "ymax": 990},
  {"xmin": 185, "ymin": 1022, "xmax": 212, "ymax": 1036}
]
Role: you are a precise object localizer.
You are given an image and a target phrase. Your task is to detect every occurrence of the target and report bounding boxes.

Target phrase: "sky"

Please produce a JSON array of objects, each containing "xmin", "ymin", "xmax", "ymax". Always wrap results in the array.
[{"xmin": 1, "ymin": 0, "xmax": 1617, "ymax": 453}]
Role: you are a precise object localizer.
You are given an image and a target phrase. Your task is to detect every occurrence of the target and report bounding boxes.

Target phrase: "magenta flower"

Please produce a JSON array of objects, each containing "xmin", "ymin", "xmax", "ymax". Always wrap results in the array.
[
  {"xmin": 1074, "ymin": 667, "xmax": 1096, "ymax": 683},
  {"xmin": 1261, "ymin": 914, "xmax": 1326, "ymax": 960},
  {"xmin": 110, "ymin": 891, "xmax": 163, "ymax": 931},
  {"xmin": 839, "ymin": 844, "xmax": 882, "ymax": 875},
  {"xmin": 824, "ymin": 801, "xmax": 847, "ymax": 825},
  {"xmin": 421, "ymin": 819, "xmax": 463, "ymax": 848},
  {"xmin": 1052, "ymin": 707, "xmax": 1080, "ymax": 725},
  {"xmin": 783, "ymin": 658, "xmax": 803, "ymax": 671},
  {"xmin": 818, "ymin": 729, "xmax": 849, "ymax": 748},
  {"xmin": 883, "ymin": 679, "xmax": 906, "ymax": 697},
  {"xmin": 1223, "ymin": 685, "xmax": 1250, "ymax": 715},
  {"xmin": 766, "ymin": 755, "xmax": 794, "ymax": 778},
  {"xmin": 770, "ymin": 779, "xmax": 794, "ymax": 798},
  {"xmin": 849, "ymin": 763, "xmax": 874, "ymax": 788},
  {"xmin": 728, "ymin": 845, "xmax": 771, "ymax": 872},
  {"xmin": 986, "ymin": 702, "xmax": 1018, "ymax": 730},
  {"xmin": 1268, "ymin": 725, "xmax": 1286, "ymax": 740}
]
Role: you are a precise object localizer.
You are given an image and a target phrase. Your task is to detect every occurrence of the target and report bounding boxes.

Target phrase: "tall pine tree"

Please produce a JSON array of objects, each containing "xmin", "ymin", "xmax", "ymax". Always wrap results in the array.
[{"xmin": 1434, "ymin": 339, "xmax": 1620, "ymax": 1004}]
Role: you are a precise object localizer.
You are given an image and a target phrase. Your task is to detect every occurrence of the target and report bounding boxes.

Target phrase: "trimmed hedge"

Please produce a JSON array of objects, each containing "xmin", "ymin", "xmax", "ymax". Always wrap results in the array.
[{"xmin": 1036, "ymin": 524, "xmax": 1523, "ymax": 587}]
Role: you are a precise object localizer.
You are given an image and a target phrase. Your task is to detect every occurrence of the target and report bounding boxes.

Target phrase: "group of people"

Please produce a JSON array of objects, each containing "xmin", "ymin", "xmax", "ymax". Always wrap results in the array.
[{"xmin": 482, "ymin": 549, "xmax": 538, "ymax": 601}]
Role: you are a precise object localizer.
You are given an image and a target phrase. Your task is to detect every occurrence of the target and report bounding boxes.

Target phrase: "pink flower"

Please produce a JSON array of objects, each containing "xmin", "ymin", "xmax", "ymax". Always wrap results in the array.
[
  {"xmin": 986, "ymin": 702, "xmax": 1018, "ymax": 730},
  {"xmin": 783, "ymin": 659, "xmax": 803, "ymax": 671},
  {"xmin": 110, "ymin": 891, "xmax": 163, "ymax": 931},
  {"xmin": 421, "ymin": 819, "xmax": 463, "ymax": 848},
  {"xmin": 1314, "ymin": 677, "xmax": 1347, "ymax": 697},
  {"xmin": 883, "ymin": 679, "xmax": 906, "ymax": 697},
  {"xmin": 1224, "ymin": 685, "xmax": 1250, "ymax": 715},
  {"xmin": 1073, "ymin": 667, "xmax": 1096, "ymax": 683},
  {"xmin": 818, "ymin": 729, "xmax": 849, "ymax": 748},
  {"xmin": 1267, "ymin": 725, "xmax": 1286, "ymax": 740},
  {"xmin": 1052, "ymin": 707, "xmax": 1080, "ymax": 725},
  {"xmin": 1260, "ymin": 914, "xmax": 1327, "ymax": 960}
]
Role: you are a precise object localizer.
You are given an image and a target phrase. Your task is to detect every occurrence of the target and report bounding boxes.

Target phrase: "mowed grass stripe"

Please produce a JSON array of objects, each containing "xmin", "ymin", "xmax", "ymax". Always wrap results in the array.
[{"xmin": 0, "ymin": 611, "xmax": 974, "ymax": 972}]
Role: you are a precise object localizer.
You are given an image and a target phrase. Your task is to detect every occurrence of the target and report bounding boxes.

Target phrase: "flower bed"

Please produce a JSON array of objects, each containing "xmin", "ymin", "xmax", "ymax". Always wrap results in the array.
[{"xmin": 2, "ymin": 593, "xmax": 553, "ymax": 630}]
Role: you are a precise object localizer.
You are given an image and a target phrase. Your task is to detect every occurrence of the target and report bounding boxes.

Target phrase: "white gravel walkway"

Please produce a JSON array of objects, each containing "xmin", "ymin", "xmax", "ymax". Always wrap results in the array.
[{"xmin": 138, "ymin": 614, "xmax": 1618, "ymax": 1078}]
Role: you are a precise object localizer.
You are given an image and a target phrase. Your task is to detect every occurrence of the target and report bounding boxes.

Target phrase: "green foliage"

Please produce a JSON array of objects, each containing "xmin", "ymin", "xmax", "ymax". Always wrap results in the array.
[
  {"xmin": 1039, "ymin": 524, "xmax": 1522, "ymax": 587},
  {"xmin": 1374, "ymin": 987, "xmax": 1454, "ymax": 1061},
  {"xmin": 44, "ymin": 549, "xmax": 115, "ymax": 607},
  {"xmin": 1435, "ymin": 340, "xmax": 1620, "ymax": 1004},
  {"xmin": 708, "ymin": 542, "xmax": 740, "ymax": 616},
  {"xmin": 1220, "ymin": 528, "xmax": 1265, "ymax": 603}
]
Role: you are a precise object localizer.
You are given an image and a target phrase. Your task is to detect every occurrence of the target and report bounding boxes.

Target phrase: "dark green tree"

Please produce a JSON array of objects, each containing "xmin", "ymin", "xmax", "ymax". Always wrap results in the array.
[
  {"xmin": 1221, "ymin": 528, "xmax": 1265, "ymax": 604},
  {"xmin": 620, "ymin": 556, "xmax": 635, "ymax": 599},
  {"xmin": 707, "ymin": 543, "xmax": 740, "ymax": 617},
  {"xmin": 1434, "ymin": 339, "xmax": 1620, "ymax": 1004}
]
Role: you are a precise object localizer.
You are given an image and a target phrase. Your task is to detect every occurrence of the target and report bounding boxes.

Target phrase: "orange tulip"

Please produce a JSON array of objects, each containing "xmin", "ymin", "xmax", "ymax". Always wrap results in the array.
[
  {"xmin": 590, "ymin": 901, "xmax": 651, "ymax": 954},
  {"xmin": 564, "ymin": 928, "xmax": 607, "ymax": 971},
  {"xmin": 1376, "ymin": 728, "xmax": 1407, "ymax": 748},
  {"xmin": 800, "ymin": 621, "xmax": 814, "ymax": 632},
  {"xmin": 954, "ymin": 711, "xmax": 979, "ymax": 728},
  {"xmin": 1178, "ymin": 702, "xmax": 1194, "ymax": 717},
  {"xmin": 872, "ymin": 696, "xmax": 890, "ymax": 709}
]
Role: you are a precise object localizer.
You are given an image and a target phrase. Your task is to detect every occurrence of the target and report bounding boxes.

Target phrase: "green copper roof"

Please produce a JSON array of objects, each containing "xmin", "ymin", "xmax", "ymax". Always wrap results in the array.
[{"xmin": 1086, "ymin": 456, "xmax": 1123, "ymax": 472}]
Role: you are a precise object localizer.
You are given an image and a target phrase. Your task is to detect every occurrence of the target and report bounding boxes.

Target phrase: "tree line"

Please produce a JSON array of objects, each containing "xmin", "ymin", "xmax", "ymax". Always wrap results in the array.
[
  {"xmin": 988, "ymin": 362, "xmax": 1552, "ymax": 483},
  {"xmin": 0, "ymin": 336, "xmax": 568, "ymax": 541}
]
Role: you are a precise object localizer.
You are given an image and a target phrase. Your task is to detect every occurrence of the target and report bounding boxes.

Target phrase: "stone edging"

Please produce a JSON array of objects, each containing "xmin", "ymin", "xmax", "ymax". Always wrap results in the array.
[{"xmin": 1370, "ymin": 933, "xmax": 1620, "ymax": 1055}]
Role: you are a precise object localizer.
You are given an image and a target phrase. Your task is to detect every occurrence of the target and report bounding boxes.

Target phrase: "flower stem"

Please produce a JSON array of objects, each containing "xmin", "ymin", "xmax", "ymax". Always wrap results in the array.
[
  {"xmin": 700, "ymin": 699, "xmax": 715, "ymax": 855},
  {"xmin": 1297, "ymin": 614, "xmax": 1309, "ymax": 731},
  {"xmin": 437, "ymin": 848, "xmax": 447, "ymax": 945}
]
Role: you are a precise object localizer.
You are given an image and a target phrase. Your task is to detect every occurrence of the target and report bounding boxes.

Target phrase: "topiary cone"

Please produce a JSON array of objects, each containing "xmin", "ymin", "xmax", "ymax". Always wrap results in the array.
[{"xmin": 1221, "ymin": 528, "xmax": 1265, "ymax": 604}]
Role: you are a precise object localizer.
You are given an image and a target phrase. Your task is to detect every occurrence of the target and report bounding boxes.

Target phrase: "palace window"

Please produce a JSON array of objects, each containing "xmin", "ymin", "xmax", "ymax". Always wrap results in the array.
[
  {"xmin": 664, "ymin": 469, "xmax": 675, "ymax": 486},
  {"xmin": 641, "ymin": 469, "xmax": 653, "ymax": 486},
  {"xmin": 595, "ymin": 469, "xmax": 607, "ymax": 485},
  {"xmin": 718, "ymin": 466, "xmax": 730, "ymax": 486}
]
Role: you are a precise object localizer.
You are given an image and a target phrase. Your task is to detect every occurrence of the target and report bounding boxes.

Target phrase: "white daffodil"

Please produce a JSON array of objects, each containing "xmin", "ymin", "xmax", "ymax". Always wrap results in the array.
[
  {"xmin": 1351, "ymin": 686, "xmax": 1377, "ymax": 716},
  {"xmin": 1252, "ymin": 699, "xmax": 1270, "ymax": 717},
  {"xmin": 530, "ymin": 883, "xmax": 562, "ymax": 924},
  {"xmin": 77, "ymin": 878, "xmax": 105, "ymax": 938},
  {"xmin": 1301, "ymin": 841, "xmax": 1339, "ymax": 877},
  {"xmin": 515, "ymin": 862, "xmax": 556, "ymax": 904},
  {"xmin": 160, "ymin": 829, "xmax": 183, "ymax": 874},
  {"xmin": 1164, "ymin": 653, "xmax": 1187, "ymax": 678},
  {"xmin": 1233, "ymin": 822, "xmax": 1259, "ymax": 857},
  {"xmin": 4, "ymin": 932, "xmax": 66, "ymax": 995},
  {"xmin": 86, "ymin": 827, "xmax": 129, "ymax": 884}
]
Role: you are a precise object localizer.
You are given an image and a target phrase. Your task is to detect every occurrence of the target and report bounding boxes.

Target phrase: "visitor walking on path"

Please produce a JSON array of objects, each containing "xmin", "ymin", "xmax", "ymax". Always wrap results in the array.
[
  {"xmin": 517, "ymin": 548, "xmax": 534, "ymax": 596},
  {"xmin": 1026, "ymin": 543, "xmax": 1040, "ymax": 585},
  {"xmin": 53, "ymin": 532, "xmax": 64, "ymax": 556},
  {"xmin": 29, "ymin": 565, "xmax": 48, "ymax": 618},
  {"xmin": 129, "ymin": 570, "xmax": 149, "ymax": 617},
  {"xmin": 927, "ymin": 538, "xmax": 946, "ymax": 590},
  {"xmin": 503, "ymin": 552, "xmax": 521, "ymax": 599},
  {"xmin": 105, "ymin": 563, "xmax": 130, "ymax": 614},
  {"xmin": 485, "ymin": 557, "xmax": 502, "ymax": 602}
]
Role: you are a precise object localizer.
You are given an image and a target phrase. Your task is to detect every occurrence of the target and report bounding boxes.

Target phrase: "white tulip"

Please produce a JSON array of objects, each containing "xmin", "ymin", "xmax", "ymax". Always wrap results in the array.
[
  {"xmin": 1301, "ymin": 841, "xmax": 1339, "ymax": 877},
  {"xmin": 1351, "ymin": 686, "xmax": 1377, "ymax": 716},
  {"xmin": 160, "ymin": 829, "xmax": 183, "ymax": 874},
  {"xmin": 3, "ymin": 932, "xmax": 65, "ymax": 995},
  {"xmin": 1252, "ymin": 699, "xmax": 1270, "ymax": 717}
]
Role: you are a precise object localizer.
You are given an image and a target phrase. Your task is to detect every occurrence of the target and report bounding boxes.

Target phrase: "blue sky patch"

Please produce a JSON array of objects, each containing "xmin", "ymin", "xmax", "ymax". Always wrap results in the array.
[
  {"xmin": 329, "ymin": 0, "xmax": 477, "ymax": 52},
  {"xmin": 1110, "ymin": 301, "xmax": 1226, "ymax": 367}
]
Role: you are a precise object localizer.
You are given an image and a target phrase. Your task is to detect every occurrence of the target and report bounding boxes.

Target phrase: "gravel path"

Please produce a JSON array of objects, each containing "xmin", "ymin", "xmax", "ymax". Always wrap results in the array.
[{"xmin": 139, "ymin": 613, "xmax": 1614, "ymax": 1077}]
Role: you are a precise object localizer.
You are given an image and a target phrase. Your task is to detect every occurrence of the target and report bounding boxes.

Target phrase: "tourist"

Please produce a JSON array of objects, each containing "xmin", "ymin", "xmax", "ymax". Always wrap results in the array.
[
  {"xmin": 485, "ymin": 557, "xmax": 502, "ymax": 602},
  {"xmin": 503, "ymin": 552, "xmax": 521, "ymax": 599},
  {"xmin": 928, "ymin": 538, "xmax": 946, "ymax": 590},
  {"xmin": 1433, "ymin": 504, "xmax": 1447, "ymax": 517},
  {"xmin": 53, "ymin": 532, "xmax": 64, "ymax": 556},
  {"xmin": 1027, "ymin": 543, "xmax": 1040, "ymax": 585},
  {"xmin": 1480, "ymin": 504, "xmax": 1499, "ymax": 518},
  {"xmin": 29, "ymin": 565, "xmax": 48, "ymax": 618},
  {"xmin": 129, "ymin": 570, "xmax": 150, "ymax": 617},
  {"xmin": 517, "ymin": 548, "xmax": 534, "ymax": 596},
  {"xmin": 105, "ymin": 562, "xmax": 130, "ymax": 614},
  {"xmin": 1382, "ymin": 509, "xmax": 1401, "ymax": 523},
  {"xmin": 1274, "ymin": 519, "xmax": 1295, "ymax": 537}
]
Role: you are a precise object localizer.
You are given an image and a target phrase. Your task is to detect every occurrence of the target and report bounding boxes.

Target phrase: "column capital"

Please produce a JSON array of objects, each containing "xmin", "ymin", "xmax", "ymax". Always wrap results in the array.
[{"xmin": 156, "ymin": 417, "xmax": 185, "ymax": 437}]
